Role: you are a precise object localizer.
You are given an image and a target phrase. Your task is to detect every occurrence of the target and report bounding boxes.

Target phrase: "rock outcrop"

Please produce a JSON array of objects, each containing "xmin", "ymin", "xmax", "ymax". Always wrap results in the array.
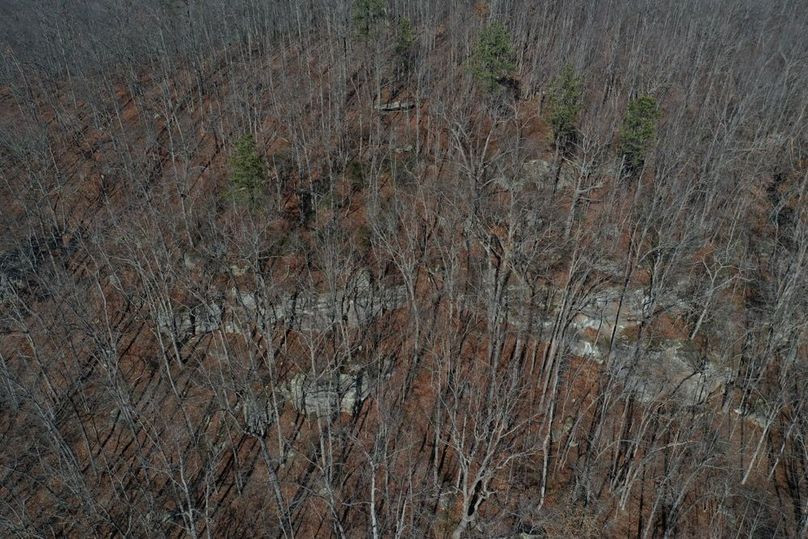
[
  {"xmin": 160, "ymin": 260, "xmax": 728, "ymax": 407},
  {"xmin": 375, "ymin": 101, "xmax": 414, "ymax": 112},
  {"xmin": 157, "ymin": 273, "xmax": 407, "ymax": 339},
  {"xmin": 285, "ymin": 371, "xmax": 369, "ymax": 417},
  {"xmin": 156, "ymin": 302, "xmax": 223, "ymax": 339}
]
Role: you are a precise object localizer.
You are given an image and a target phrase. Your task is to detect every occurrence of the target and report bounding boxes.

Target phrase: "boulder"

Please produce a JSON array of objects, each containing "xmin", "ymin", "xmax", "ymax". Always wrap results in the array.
[
  {"xmin": 568, "ymin": 338, "xmax": 604, "ymax": 364},
  {"xmin": 287, "ymin": 372, "xmax": 369, "ymax": 417},
  {"xmin": 156, "ymin": 301, "xmax": 223, "ymax": 339},
  {"xmin": 243, "ymin": 393, "xmax": 270, "ymax": 436},
  {"xmin": 375, "ymin": 101, "xmax": 415, "ymax": 112}
]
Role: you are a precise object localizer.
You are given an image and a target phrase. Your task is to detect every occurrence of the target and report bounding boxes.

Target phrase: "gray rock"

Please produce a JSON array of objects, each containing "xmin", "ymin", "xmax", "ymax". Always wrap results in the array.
[
  {"xmin": 193, "ymin": 303, "xmax": 222, "ymax": 334},
  {"xmin": 156, "ymin": 308, "xmax": 193, "ymax": 338},
  {"xmin": 183, "ymin": 251, "xmax": 204, "ymax": 271},
  {"xmin": 568, "ymin": 338, "xmax": 604, "ymax": 364},
  {"xmin": 157, "ymin": 301, "xmax": 223, "ymax": 339},
  {"xmin": 375, "ymin": 101, "xmax": 414, "ymax": 112},
  {"xmin": 617, "ymin": 341, "xmax": 728, "ymax": 405},
  {"xmin": 243, "ymin": 394, "xmax": 270, "ymax": 436},
  {"xmin": 229, "ymin": 263, "xmax": 249, "ymax": 276},
  {"xmin": 287, "ymin": 372, "xmax": 369, "ymax": 417}
]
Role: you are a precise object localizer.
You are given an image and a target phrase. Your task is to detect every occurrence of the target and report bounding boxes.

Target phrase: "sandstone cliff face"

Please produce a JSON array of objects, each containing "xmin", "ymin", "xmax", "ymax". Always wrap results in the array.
[
  {"xmin": 161, "ymin": 252, "xmax": 730, "ymax": 411},
  {"xmin": 285, "ymin": 371, "xmax": 369, "ymax": 416}
]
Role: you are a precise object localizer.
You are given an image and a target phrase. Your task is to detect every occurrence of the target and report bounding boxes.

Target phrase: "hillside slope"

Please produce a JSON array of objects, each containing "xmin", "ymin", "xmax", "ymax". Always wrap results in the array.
[{"xmin": 1, "ymin": 1, "xmax": 807, "ymax": 537}]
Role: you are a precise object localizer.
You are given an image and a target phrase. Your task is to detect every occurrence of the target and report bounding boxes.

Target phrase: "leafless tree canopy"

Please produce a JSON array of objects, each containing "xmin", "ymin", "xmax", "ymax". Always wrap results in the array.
[{"xmin": 0, "ymin": 0, "xmax": 806, "ymax": 537}]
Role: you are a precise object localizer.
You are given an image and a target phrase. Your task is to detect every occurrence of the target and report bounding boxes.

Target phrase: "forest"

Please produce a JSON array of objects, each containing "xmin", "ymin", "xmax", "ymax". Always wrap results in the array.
[{"xmin": 0, "ymin": 0, "xmax": 806, "ymax": 537}]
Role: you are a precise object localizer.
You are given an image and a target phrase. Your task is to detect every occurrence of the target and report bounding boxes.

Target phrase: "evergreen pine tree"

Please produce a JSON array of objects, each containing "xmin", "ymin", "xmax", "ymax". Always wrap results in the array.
[
  {"xmin": 353, "ymin": 0, "xmax": 385, "ymax": 38},
  {"xmin": 469, "ymin": 22, "xmax": 516, "ymax": 91},
  {"xmin": 230, "ymin": 134, "xmax": 266, "ymax": 204},
  {"xmin": 620, "ymin": 95, "xmax": 661, "ymax": 175},
  {"xmin": 547, "ymin": 64, "xmax": 583, "ymax": 150}
]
